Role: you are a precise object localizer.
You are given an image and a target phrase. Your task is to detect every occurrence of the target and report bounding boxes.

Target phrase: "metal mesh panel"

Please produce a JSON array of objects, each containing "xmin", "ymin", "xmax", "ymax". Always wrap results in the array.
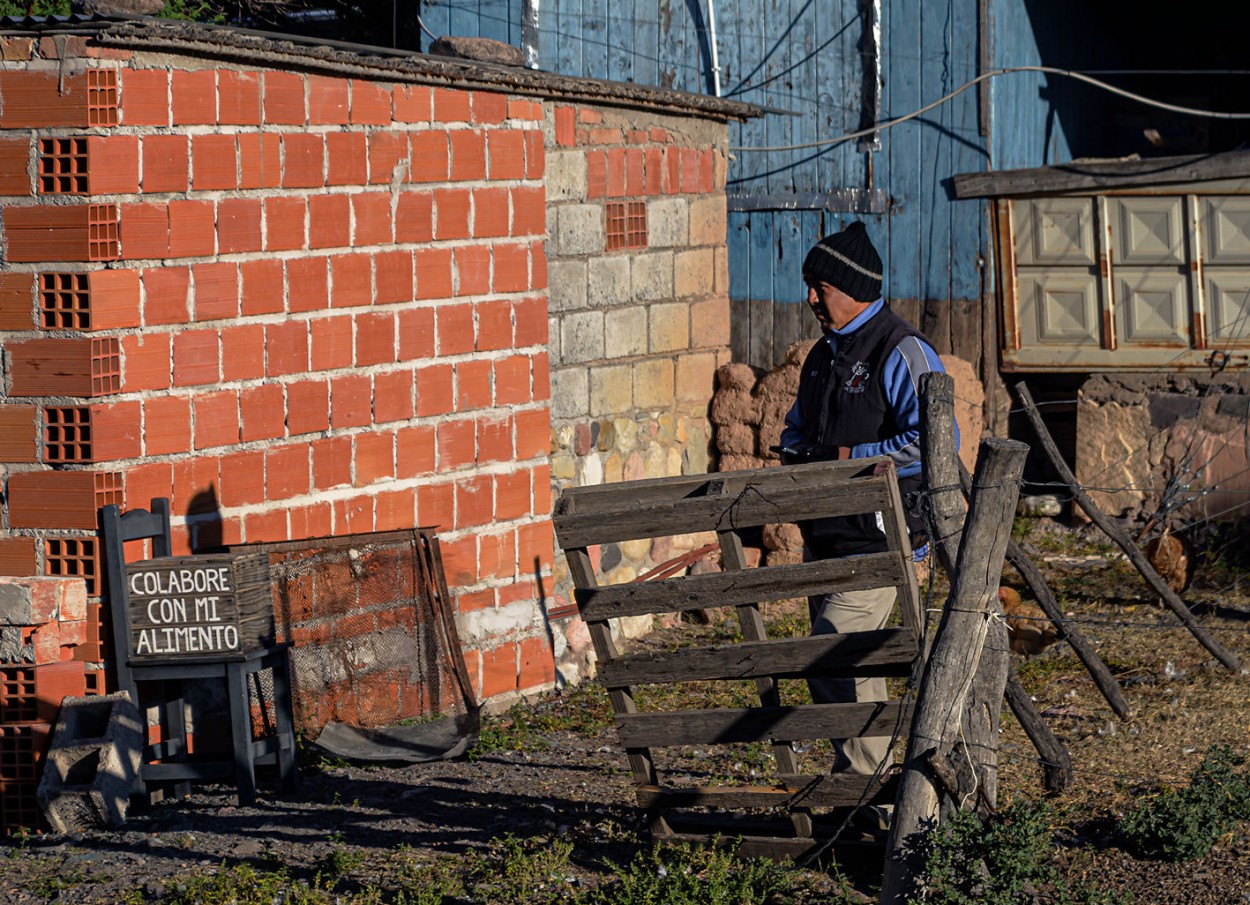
[{"xmin": 234, "ymin": 530, "xmax": 472, "ymax": 733}]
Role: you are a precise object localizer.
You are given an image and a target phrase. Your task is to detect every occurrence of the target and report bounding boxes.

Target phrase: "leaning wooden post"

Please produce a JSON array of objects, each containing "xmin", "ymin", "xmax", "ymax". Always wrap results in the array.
[
  {"xmin": 919, "ymin": 373, "xmax": 1011, "ymax": 807},
  {"xmin": 880, "ymin": 437, "xmax": 1028, "ymax": 905},
  {"xmin": 1015, "ymin": 382, "xmax": 1241, "ymax": 672}
]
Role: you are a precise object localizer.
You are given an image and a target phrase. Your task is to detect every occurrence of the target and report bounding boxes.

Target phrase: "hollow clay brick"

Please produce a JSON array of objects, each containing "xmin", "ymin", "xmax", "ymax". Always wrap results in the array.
[
  {"xmin": 120, "ymin": 68, "xmax": 169, "ymax": 126},
  {"xmin": 0, "ymin": 136, "xmax": 31, "ymax": 195},
  {"xmin": 9, "ymin": 471, "xmax": 122, "ymax": 529},
  {"xmin": 0, "ymin": 272, "xmax": 35, "ymax": 329},
  {"xmin": 0, "ymin": 405, "xmax": 37, "ymax": 462},
  {"xmin": 171, "ymin": 69, "xmax": 216, "ymax": 125},
  {"xmin": 350, "ymin": 80, "xmax": 391, "ymax": 125},
  {"xmin": 217, "ymin": 70, "xmax": 261, "ymax": 126}
]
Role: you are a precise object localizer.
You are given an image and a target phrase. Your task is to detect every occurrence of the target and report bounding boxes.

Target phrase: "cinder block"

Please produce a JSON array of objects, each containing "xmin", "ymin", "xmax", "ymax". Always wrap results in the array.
[
  {"xmin": 689, "ymin": 195, "xmax": 727, "ymax": 247},
  {"xmin": 587, "ymin": 256, "xmax": 631, "ymax": 309},
  {"xmin": 647, "ymin": 197, "xmax": 690, "ymax": 248},
  {"xmin": 559, "ymin": 310, "xmax": 605, "ymax": 365},
  {"xmin": 604, "ymin": 306, "xmax": 648, "ymax": 358},
  {"xmin": 554, "ymin": 204, "xmax": 603, "ymax": 256},
  {"xmin": 590, "ymin": 363, "xmax": 633, "ymax": 415},
  {"xmin": 37, "ymin": 692, "xmax": 142, "ymax": 832},
  {"xmin": 675, "ymin": 247, "xmax": 715, "ymax": 298},
  {"xmin": 631, "ymin": 252, "xmax": 674, "ymax": 302}
]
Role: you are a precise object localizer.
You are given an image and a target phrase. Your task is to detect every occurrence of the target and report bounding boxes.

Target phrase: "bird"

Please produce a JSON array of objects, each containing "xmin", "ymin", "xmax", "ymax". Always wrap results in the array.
[
  {"xmin": 1143, "ymin": 531, "xmax": 1192, "ymax": 595},
  {"xmin": 999, "ymin": 586, "xmax": 1058, "ymax": 656}
]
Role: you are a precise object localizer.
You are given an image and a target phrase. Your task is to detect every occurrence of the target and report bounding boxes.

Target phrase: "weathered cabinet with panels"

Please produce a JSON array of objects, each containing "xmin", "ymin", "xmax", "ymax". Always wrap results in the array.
[{"xmin": 998, "ymin": 185, "xmax": 1250, "ymax": 370}]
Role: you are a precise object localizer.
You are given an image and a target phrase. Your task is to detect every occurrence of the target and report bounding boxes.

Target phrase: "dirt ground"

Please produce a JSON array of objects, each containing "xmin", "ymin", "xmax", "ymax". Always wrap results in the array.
[{"xmin": 5, "ymin": 518, "xmax": 1250, "ymax": 904}]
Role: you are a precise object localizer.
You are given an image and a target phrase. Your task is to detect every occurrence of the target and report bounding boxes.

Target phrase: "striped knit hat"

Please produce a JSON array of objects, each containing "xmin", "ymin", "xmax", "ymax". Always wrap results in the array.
[{"xmin": 802, "ymin": 221, "xmax": 883, "ymax": 302}]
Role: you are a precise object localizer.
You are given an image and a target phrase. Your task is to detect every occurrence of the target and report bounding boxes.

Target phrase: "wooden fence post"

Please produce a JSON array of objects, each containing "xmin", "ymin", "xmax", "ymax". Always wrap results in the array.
[{"xmin": 879, "ymin": 437, "xmax": 1028, "ymax": 905}]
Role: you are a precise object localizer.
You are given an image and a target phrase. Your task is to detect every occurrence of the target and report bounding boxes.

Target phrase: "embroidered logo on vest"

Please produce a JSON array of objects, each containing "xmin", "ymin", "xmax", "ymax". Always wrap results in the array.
[{"xmin": 844, "ymin": 361, "xmax": 869, "ymax": 394}]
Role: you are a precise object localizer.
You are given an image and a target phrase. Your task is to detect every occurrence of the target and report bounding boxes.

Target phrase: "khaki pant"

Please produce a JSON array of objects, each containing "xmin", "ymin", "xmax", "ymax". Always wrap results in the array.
[{"xmin": 807, "ymin": 584, "xmax": 897, "ymax": 775}]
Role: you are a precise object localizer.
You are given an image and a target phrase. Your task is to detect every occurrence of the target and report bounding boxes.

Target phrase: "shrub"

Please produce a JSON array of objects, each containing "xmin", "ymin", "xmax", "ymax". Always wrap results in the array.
[
  {"xmin": 1119, "ymin": 745, "xmax": 1250, "ymax": 861},
  {"xmin": 588, "ymin": 841, "xmax": 788, "ymax": 905}
]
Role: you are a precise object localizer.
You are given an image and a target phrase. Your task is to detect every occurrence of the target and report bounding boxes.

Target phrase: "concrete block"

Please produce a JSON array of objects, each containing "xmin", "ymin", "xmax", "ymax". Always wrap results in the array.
[
  {"xmin": 37, "ymin": 692, "xmax": 143, "ymax": 833},
  {"xmin": 690, "ymin": 196, "xmax": 727, "ymax": 247},
  {"xmin": 631, "ymin": 252, "xmax": 673, "ymax": 302},
  {"xmin": 560, "ymin": 310, "xmax": 605, "ymax": 364},
  {"xmin": 587, "ymin": 256, "xmax": 632, "ymax": 308},
  {"xmin": 675, "ymin": 247, "xmax": 714, "ymax": 298},
  {"xmin": 547, "ymin": 259, "xmax": 587, "ymax": 312},
  {"xmin": 604, "ymin": 306, "xmax": 648, "ymax": 358},
  {"xmin": 649, "ymin": 302, "xmax": 689, "ymax": 353},
  {"xmin": 647, "ymin": 198, "xmax": 690, "ymax": 248},
  {"xmin": 546, "ymin": 151, "xmax": 587, "ymax": 202},
  {"xmin": 590, "ymin": 364, "xmax": 633, "ymax": 415},
  {"xmin": 550, "ymin": 368, "xmax": 589, "ymax": 419},
  {"xmin": 554, "ymin": 204, "xmax": 603, "ymax": 256}
]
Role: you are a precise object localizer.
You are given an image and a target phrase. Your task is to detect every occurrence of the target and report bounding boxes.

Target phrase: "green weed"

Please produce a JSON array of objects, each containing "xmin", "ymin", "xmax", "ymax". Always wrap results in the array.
[
  {"xmin": 1119, "ymin": 745, "xmax": 1250, "ymax": 861},
  {"xmin": 468, "ymin": 834, "xmax": 578, "ymax": 904},
  {"xmin": 907, "ymin": 798, "xmax": 1127, "ymax": 905},
  {"xmin": 161, "ymin": 862, "xmax": 331, "ymax": 904},
  {"xmin": 588, "ymin": 840, "xmax": 789, "ymax": 905}
]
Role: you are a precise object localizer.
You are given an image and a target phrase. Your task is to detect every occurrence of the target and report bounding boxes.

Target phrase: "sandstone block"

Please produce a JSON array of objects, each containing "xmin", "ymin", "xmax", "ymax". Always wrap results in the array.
[
  {"xmin": 587, "ymin": 256, "xmax": 632, "ymax": 308},
  {"xmin": 764, "ymin": 548, "xmax": 803, "ymax": 566},
  {"xmin": 547, "ymin": 259, "xmax": 587, "ymax": 312},
  {"xmin": 550, "ymin": 368, "xmax": 589, "ymax": 419},
  {"xmin": 714, "ymin": 245, "xmax": 729, "ymax": 293},
  {"xmin": 634, "ymin": 358, "xmax": 675, "ymax": 410},
  {"xmin": 590, "ymin": 364, "xmax": 633, "ymax": 415},
  {"xmin": 546, "ymin": 151, "xmax": 587, "ymax": 202},
  {"xmin": 649, "ymin": 302, "xmax": 689, "ymax": 353},
  {"xmin": 604, "ymin": 306, "xmax": 647, "ymax": 358},
  {"xmin": 554, "ymin": 204, "xmax": 603, "ymax": 256},
  {"xmin": 631, "ymin": 252, "xmax": 673, "ymax": 302},
  {"xmin": 674, "ymin": 247, "xmax": 714, "ymax": 298},
  {"xmin": 690, "ymin": 296, "xmax": 730, "ymax": 348},
  {"xmin": 676, "ymin": 351, "xmax": 716, "ymax": 403},
  {"xmin": 940, "ymin": 354, "xmax": 984, "ymax": 476},
  {"xmin": 647, "ymin": 197, "xmax": 690, "ymax": 247},
  {"xmin": 762, "ymin": 522, "xmax": 803, "ymax": 552},
  {"xmin": 689, "ymin": 196, "xmax": 727, "ymax": 246},
  {"xmin": 559, "ymin": 310, "xmax": 605, "ymax": 364}
]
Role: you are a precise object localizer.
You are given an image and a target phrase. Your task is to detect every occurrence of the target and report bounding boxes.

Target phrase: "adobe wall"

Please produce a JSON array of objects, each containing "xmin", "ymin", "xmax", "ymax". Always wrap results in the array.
[
  {"xmin": 541, "ymin": 103, "xmax": 731, "ymax": 682},
  {"xmin": 1075, "ymin": 373, "xmax": 1250, "ymax": 525}
]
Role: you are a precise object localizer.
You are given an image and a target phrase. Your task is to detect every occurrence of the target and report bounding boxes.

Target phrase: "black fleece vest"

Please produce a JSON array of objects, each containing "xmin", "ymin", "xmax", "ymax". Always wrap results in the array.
[{"xmin": 796, "ymin": 303, "xmax": 929, "ymax": 556}]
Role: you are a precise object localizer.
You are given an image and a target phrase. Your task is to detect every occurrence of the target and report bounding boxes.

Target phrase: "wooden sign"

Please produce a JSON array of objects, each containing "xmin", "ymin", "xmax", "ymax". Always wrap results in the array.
[{"xmin": 125, "ymin": 553, "xmax": 274, "ymax": 661}]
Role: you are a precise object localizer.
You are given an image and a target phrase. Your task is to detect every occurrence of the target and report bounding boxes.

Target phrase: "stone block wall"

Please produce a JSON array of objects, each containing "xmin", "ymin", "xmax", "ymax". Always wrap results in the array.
[
  {"xmin": 542, "ymin": 103, "xmax": 732, "ymax": 682},
  {"xmin": 0, "ymin": 41, "xmax": 556, "ymax": 723}
]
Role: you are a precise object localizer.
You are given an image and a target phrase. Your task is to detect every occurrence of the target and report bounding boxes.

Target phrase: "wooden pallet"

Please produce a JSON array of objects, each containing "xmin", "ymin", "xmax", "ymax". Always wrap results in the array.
[{"xmin": 552, "ymin": 457, "xmax": 922, "ymax": 859}]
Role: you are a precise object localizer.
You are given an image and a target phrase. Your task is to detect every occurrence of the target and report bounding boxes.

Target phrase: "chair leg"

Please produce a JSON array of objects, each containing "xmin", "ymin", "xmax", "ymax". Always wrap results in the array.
[
  {"xmin": 271, "ymin": 654, "xmax": 299, "ymax": 793},
  {"xmin": 226, "ymin": 663, "xmax": 257, "ymax": 805},
  {"xmin": 163, "ymin": 680, "xmax": 192, "ymax": 799}
]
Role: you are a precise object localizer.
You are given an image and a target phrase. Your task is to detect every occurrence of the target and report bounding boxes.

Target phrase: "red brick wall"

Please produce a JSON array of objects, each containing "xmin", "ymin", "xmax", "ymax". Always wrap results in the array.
[{"xmin": 0, "ymin": 48, "xmax": 555, "ymax": 710}]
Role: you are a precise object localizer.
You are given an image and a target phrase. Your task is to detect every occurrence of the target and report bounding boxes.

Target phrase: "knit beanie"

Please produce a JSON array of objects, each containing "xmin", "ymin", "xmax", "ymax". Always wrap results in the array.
[{"xmin": 802, "ymin": 221, "xmax": 883, "ymax": 302}]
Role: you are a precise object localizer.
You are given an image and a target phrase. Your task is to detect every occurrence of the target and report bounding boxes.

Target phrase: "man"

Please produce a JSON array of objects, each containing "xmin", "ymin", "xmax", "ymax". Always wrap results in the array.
[{"xmin": 778, "ymin": 220, "xmax": 946, "ymax": 776}]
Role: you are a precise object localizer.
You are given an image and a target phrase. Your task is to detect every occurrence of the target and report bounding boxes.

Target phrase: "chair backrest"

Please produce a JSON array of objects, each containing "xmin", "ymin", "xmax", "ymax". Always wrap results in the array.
[{"xmin": 99, "ymin": 498, "xmax": 172, "ymax": 701}]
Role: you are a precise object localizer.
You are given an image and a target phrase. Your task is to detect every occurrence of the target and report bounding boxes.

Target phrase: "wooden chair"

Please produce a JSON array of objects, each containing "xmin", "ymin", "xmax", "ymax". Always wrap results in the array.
[{"xmin": 99, "ymin": 498, "xmax": 298, "ymax": 804}]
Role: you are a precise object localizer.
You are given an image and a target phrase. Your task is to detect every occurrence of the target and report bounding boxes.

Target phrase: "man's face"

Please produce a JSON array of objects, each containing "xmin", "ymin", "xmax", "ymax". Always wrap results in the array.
[{"xmin": 804, "ymin": 275, "xmax": 865, "ymax": 331}]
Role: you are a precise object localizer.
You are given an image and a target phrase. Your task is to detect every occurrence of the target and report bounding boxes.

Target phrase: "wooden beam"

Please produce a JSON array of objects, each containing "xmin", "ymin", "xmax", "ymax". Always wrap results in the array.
[
  {"xmin": 601, "ymin": 629, "xmax": 917, "ymax": 686},
  {"xmin": 576, "ymin": 553, "xmax": 908, "ymax": 620},
  {"xmin": 554, "ymin": 474, "xmax": 894, "ymax": 548},
  {"xmin": 615, "ymin": 701, "xmax": 909, "ymax": 748},
  {"xmin": 951, "ymin": 150, "xmax": 1250, "ymax": 199},
  {"xmin": 635, "ymin": 772, "xmax": 898, "ymax": 810}
]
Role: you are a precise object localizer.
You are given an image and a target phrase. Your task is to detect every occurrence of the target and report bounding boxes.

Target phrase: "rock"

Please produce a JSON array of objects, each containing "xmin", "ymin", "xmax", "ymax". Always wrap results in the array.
[
  {"xmin": 939, "ymin": 354, "xmax": 982, "ymax": 476},
  {"xmin": 429, "ymin": 35, "xmax": 525, "ymax": 67},
  {"xmin": 715, "ymin": 363, "xmax": 758, "ymax": 392},
  {"xmin": 714, "ymin": 421, "xmax": 755, "ymax": 456},
  {"xmin": 74, "ymin": 0, "xmax": 164, "ymax": 14}
]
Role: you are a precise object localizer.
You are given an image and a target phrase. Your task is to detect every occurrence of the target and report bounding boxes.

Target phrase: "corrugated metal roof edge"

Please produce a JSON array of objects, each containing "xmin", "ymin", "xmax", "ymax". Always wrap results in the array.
[{"xmin": 0, "ymin": 15, "xmax": 762, "ymax": 123}]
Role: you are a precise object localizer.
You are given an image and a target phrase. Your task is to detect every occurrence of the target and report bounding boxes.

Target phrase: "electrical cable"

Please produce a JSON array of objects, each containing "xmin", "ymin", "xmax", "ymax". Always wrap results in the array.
[{"xmin": 730, "ymin": 65, "xmax": 1250, "ymax": 153}]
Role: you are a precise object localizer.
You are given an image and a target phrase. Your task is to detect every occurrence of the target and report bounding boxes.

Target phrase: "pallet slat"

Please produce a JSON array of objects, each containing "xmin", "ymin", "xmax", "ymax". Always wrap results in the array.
[
  {"xmin": 616, "ymin": 701, "xmax": 909, "ymax": 747},
  {"xmin": 636, "ymin": 772, "xmax": 898, "ymax": 810},
  {"xmin": 555, "ymin": 476, "xmax": 894, "ymax": 548},
  {"xmin": 577, "ymin": 552, "xmax": 907, "ymax": 619},
  {"xmin": 601, "ymin": 628, "xmax": 917, "ymax": 686}
]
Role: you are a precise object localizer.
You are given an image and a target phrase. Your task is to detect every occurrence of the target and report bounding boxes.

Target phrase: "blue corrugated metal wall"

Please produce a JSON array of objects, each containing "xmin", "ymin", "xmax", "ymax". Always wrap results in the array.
[{"xmin": 421, "ymin": 1, "xmax": 1061, "ymax": 364}]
